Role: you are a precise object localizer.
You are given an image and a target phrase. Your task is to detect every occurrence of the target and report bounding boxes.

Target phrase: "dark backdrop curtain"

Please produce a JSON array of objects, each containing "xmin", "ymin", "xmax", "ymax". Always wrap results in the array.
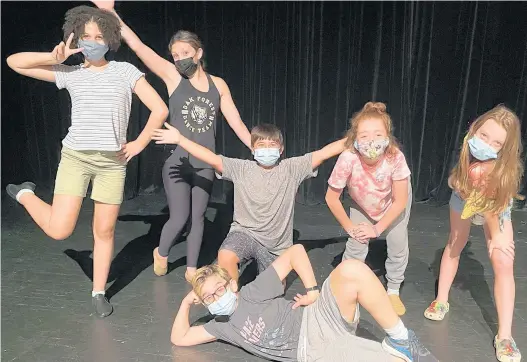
[{"xmin": 2, "ymin": 1, "xmax": 527, "ymax": 205}]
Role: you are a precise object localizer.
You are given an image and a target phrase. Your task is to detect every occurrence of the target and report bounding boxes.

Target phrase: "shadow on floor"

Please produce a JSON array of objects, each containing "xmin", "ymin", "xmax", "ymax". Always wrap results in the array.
[
  {"xmin": 64, "ymin": 187, "xmax": 234, "ymax": 300},
  {"xmin": 429, "ymin": 241, "xmax": 496, "ymax": 336}
]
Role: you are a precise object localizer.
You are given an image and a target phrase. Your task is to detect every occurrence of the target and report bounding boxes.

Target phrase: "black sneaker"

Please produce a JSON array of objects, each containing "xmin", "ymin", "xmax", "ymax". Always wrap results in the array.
[
  {"xmin": 92, "ymin": 294, "xmax": 113, "ymax": 318},
  {"xmin": 6, "ymin": 182, "xmax": 36, "ymax": 202}
]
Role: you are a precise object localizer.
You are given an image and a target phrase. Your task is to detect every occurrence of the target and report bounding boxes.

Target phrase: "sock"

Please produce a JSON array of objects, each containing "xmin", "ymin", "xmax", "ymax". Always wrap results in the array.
[
  {"xmin": 16, "ymin": 189, "xmax": 34, "ymax": 202},
  {"xmin": 92, "ymin": 291, "xmax": 105, "ymax": 297},
  {"xmin": 385, "ymin": 319, "xmax": 409, "ymax": 340},
  {"xmin": 387, "ymin": 288, "xmax": 400, "ymax": 296}
]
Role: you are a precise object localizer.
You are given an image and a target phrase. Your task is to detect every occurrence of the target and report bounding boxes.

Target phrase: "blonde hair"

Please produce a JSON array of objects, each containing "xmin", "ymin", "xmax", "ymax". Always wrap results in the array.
[
  {"xmin": 344, "ymin": 102, "xmax": 400, "ymax": 158},
  {"xmin": 250, "ymin": 123, "xmax": 284, "ymax": 147},
  {"xmin": 449, "ymin": 104, "xmax": 524, "ymax": 214},
  {"xmin": 190, "ymin": 264, "xmax": 231, "ymax": 299}
]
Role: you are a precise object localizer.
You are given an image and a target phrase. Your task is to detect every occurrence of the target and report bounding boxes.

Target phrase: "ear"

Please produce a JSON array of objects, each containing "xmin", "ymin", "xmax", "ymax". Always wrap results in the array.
[
  {"xmin": 196, "ymin": 48, "xmax": 203, "ymax": 60},
  {"xmin": 279, "ymin": 145, "xmax": 284, "ymax": 155},
  {"xmin": 229, "ymin": 279, "xmax": 239, "ymax": 293}
]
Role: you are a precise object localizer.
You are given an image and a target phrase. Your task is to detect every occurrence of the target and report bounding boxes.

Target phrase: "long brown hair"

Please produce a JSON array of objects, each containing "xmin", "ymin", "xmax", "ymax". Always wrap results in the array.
[
  {"xmin": 449, "ymin": 105, "xmax": 524, "ymax": 214},
  {"xmin": 344, "ymin": 101, "xmax": 400, "ymax": 158},
  {"xmin": 168, "ymin": 30, "xmax": 205, "ymax": 69}
]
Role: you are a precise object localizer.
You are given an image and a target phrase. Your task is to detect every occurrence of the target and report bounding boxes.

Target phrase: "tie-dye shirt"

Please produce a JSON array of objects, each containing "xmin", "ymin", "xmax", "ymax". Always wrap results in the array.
[{"xmin": 328, "ymin": 149, "xmax": 411, "ymax": 221}]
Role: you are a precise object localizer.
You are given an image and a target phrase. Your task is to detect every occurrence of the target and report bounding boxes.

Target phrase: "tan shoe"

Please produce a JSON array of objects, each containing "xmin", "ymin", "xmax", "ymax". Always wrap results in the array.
[
  {"xmin": 153, "ymin": 247, "xmax": 168, "ymax": 276},
  {"xmin": 388, "ymin": 294, "xmax": 406, "ymax": 316},
  {"xmin": 185, "ymin": 270, "xmax": 196, "ymax": 284}
]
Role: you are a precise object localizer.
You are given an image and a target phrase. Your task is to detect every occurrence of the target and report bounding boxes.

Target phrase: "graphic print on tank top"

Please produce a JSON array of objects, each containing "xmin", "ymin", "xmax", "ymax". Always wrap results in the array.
[
  {"xmin": 168, "ymin": 73, "xmax": 220, "ymax": 169},
  {"xmin": 182, "ymin": 94, "xmax": 216, "ymax": 134}
]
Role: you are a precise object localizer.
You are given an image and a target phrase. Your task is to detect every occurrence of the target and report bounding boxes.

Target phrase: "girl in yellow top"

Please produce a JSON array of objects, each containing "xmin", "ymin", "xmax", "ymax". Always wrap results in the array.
[{"xmin": 424, "ymin": 105, "xmax": 523, "ymax": 362}]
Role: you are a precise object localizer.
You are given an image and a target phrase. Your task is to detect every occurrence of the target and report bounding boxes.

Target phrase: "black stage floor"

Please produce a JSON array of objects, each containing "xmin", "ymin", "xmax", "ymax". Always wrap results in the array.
[{"xmin": 2, "ymin": 191, "xmax": 526, "ymax": 362}]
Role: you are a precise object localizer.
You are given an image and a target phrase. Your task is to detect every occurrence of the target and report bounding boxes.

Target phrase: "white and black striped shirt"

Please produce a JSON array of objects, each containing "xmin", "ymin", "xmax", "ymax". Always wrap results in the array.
[{"xmin": 53, "ymin": 61, "xmax": 144, "ymax": 151}]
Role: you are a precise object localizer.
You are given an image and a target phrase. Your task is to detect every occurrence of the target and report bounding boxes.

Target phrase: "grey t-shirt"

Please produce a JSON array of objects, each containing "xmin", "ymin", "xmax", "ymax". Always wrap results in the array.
[
  {"xmin": 203, "ymin": 267, "xmax": 303, "ymax": 361},
  {"xmin": 218, "ymin": 153, "xmax": 317, "ymax": 254}
]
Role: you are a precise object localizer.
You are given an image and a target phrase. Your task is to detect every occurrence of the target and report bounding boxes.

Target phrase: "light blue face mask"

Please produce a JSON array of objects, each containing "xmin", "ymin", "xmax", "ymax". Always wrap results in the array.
[
  {"xmin": 207, "ymin": 288, "xmax": 238, "ymax": 316},
  {"xmin": 77, "ymin": 40, "xmax": 109, "ymax": 61},
  {"xmin": 468, "ymin": 136, "xmax": 498, "ymax": 161},
  {"xmin": 254, "ymin": 148, "xmax": 281, "ymax": 167}
]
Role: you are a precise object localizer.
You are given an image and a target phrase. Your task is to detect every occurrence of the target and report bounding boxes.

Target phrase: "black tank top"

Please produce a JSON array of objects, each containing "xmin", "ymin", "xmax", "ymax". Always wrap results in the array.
[{"xmin": 168, "ymin": 73, "xmax": 220, "ymax": 169}]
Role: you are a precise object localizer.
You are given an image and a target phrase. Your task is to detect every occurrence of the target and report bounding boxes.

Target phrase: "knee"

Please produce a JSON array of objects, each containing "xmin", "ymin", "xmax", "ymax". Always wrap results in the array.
[
  {"xmin": 93, "ymin": 224, "xmax": 115, "ymax": 242},
  {"xmin": 491, "ymin": 251, "xmax": 514, "ymax": 276},
  {"xmin": 218, "ymin": 249, "xmax": 239, "ymax": 267},
  {"xmin": 337, "ymin": 259, "xmax": 369, "ymax": 280},
  {"xmin": 48, "ymin": 228, "xmax": 74, "ymax": 241}
]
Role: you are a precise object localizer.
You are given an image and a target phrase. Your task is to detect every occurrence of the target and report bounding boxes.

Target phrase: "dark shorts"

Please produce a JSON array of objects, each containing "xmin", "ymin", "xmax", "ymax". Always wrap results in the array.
[{"xmin": 220, "ymin": 231, "xmax": 278, "ymax": 273}]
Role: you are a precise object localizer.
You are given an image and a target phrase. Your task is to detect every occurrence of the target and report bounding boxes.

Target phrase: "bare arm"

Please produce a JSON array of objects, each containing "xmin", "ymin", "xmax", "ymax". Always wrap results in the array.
[
  {"xmin": 109, "ymin": 10, "xmax": 180, "ymax": 89},
  {"xmin": 311, "ymin": 138, "xmax": 347, "ymax": 170},
  {"xmin": 179, "ymin": 135, "xmax": 223, "ymax": 173},
  {"xmin": 151, "ymin": 124, "xmax": 223, "ymax": 173},
  {"xmin": 6, "ymin": 33, "xmax": 82, "ymax": 82},
  {"xmin": 325, "ymin": 186, "xmax": 355, "ymax": 233},
  {"xmin": 272, "ymin": 245, "xmax": 317, "ymax": 288},
  {"xmin": 131, "ymin": 77, "xmax": 169, "ymax": 148},
  {"xmin": 214, "ymin": 77, "xmax": 252, "ymax": 148},
  {"xmin": 171, "ymin": 292, "xmax": 217, "ymax": 347},
  {"xmin": 374, "ymin": 178, "xmax": 409, "ymax": 234}
]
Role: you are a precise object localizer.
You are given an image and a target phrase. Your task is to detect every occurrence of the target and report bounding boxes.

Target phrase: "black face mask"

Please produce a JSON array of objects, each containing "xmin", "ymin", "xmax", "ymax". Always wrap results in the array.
[{"xmin": 174, "ymin": 57, "xmax": 198, "ymax": 78}]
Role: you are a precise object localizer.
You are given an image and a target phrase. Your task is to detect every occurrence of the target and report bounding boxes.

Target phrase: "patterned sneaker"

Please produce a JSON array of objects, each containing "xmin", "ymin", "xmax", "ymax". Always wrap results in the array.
[
  {"xmin": 6, "ymin": 182, "xmax": 36, "ymax": 202},
  {"xmin": 388, "ymin": 294, "xmax": 406, "ymax": 316},
  {"xmin": 382, "ymin": 329, "xmax": 439, "ymax": 362},
  {"xmin": 424, "ymin": 300, "xmax": 449, "ymax": 321},
  {"xmin": 494, "ymin": 336, "xmax": 521, "ymax": 362}
]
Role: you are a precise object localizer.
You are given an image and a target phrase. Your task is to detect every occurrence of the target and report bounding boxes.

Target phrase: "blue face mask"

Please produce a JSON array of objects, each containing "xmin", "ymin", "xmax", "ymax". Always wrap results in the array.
[
  {"xmin": 207, "ymin": 288, "xmax": 237, "ymax": 316},
  {"xmin": 468, "ymin": 136, "xmax": 498, "ymax": 161},
  {"xmin": 254, "ymin": 148, "xmax": 281, "ymax": 167},
  {"xmin": 77, "ymin": 40, "xmax": 109, "ymax": 61}
]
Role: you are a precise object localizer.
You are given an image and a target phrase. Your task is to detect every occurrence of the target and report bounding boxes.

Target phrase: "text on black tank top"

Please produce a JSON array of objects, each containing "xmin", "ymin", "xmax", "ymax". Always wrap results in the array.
[{"xmin": 168, "ymin": 73, "xmax": 220, "ymax": 169}]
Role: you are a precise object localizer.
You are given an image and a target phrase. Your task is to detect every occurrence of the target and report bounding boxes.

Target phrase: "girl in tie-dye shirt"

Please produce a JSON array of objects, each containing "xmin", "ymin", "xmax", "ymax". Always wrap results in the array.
[{"xmin": 325, "ymin": 102, "xmax": 412, "ymax": 316}]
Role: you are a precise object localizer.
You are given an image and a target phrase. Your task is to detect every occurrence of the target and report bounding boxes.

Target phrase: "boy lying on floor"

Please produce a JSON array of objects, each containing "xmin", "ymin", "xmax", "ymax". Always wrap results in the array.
[{"xmin": 170, "ymin": 244, "xmax": 438, "ymax": 362}]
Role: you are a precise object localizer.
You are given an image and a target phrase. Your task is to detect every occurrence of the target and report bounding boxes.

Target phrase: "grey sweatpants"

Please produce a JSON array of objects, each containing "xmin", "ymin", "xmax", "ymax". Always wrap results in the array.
[{"xmin": 343, "ymin": 184, "xmax": 412, "ymax": 290}]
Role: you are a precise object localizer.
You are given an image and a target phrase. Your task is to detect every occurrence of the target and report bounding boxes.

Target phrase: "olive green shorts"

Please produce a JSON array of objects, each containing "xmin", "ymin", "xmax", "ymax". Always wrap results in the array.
[{"xmin": 54, "ymin": 147, "xmax": 126, "ymax": 205}]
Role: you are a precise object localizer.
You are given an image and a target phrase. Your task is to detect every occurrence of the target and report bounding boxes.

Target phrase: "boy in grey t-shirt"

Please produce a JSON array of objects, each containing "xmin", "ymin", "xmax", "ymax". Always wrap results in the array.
[
  {"xmin": 153, "ymin": 122, "xmax": 347, "ymax": 281},
  {"xmin": 169, "ymin": 244, "xmax": 438, "ymax": 362}
]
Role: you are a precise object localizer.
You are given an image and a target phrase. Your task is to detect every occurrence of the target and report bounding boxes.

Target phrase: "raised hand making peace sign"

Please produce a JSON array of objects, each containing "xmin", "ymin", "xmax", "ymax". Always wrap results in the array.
[{"xmin": 51, "ymin": 33, "xmax": 84, "ymax": 64}]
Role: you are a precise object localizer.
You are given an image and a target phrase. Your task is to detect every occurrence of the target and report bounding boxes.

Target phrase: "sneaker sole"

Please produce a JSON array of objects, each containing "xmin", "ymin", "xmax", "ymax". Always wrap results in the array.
[
  {"xmin": 381, "ymin": 340, "xmax": 412, "ymax": 362},
  {"xmin": 424, "ymin": 311, "xmax": 445, "ymax": 321}
]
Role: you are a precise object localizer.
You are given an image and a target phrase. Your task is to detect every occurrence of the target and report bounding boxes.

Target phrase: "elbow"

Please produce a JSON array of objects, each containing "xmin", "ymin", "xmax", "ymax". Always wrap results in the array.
[
  {"xmin": 171, "ymin": 336, "xmax": 184, "ymax": 346},
  {"xmin": 158, "ymin": 105, "xmax": 169, "ymax": 120},
  {"xmin": 6, "ymin": 55, "xmax": 17, "ymax": 70}
]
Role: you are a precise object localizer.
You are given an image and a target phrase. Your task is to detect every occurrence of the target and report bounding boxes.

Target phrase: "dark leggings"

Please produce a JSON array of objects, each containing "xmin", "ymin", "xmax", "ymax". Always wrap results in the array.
[{"xmin": 158, "ymin": 154, "xmax": 214, "ymax": 268}]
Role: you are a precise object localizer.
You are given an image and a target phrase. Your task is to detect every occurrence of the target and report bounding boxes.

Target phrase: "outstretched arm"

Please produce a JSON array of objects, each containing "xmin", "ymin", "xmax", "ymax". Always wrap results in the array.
[
  {"xmin": 92, "ymin": 1, "xmax": 180, "ymax": 88},
  {"xmin": 171, "ymin": 291, "xmax": 217, "ymax": 346},
  {"xmin": 271, "ymin": 244, "xmax": 319, "ymax": 308},
  {"xmin": 311, "ymin": 138, "xmax": 347, "ymax": 170},
  {"xmin": 6, "ymin": 33, "xmax": 83, "ymax": 82},
  {"xmin": 152, "ymin": 123, "xmax": 223, "ymax": 173},
  {"xmin": 214, "ymin": 77, "xmax": 252, "ymax": 148}
]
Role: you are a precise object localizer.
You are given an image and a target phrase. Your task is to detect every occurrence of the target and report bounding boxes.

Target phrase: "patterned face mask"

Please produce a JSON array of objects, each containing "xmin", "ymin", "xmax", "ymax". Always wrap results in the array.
[{"xmin": 354, "ymin": 138, "xmax": 390, "ymax": 159}]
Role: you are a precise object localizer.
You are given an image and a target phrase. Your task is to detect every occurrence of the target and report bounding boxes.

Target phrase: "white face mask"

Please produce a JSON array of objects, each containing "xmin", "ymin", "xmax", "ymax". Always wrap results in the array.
[
  {"xmin": 253, "ymin": 147, "xmax": 280, "ymax": 166},
  {"xmin": 207, "ymin": 288, "xmax": 237, "ymax": 316}
]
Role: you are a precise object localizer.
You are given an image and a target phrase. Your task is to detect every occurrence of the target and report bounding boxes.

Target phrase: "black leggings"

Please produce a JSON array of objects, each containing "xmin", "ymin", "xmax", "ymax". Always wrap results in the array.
[{"xmin": 158, "ymin": 154, "xmax": 214, "ymax": 268}]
